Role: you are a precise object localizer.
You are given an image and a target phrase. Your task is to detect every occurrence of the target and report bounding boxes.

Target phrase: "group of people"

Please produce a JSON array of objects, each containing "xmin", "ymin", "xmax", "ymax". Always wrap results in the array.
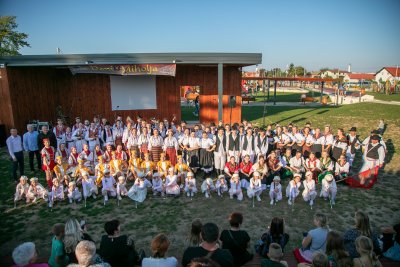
[
  {"xmin": 10, "ymin": 211, "xmax": 400, "ymax": 267},
  {"xmin": 8, "ymin": 115, "xmax": 386, "ymax": 208}
]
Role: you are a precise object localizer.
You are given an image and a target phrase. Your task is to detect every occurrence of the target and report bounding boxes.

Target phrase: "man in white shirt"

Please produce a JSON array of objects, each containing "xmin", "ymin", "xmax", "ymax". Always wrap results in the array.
[{"xmin": 6, "ymin": 128, "xmax": 25, "ymax": 181}]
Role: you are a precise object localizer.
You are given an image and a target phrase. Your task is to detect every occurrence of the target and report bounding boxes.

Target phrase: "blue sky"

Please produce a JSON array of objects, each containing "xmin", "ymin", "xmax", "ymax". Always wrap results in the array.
[{"xmin": 1, "ymin": 0, "xmax": 399, "ymax": 72}]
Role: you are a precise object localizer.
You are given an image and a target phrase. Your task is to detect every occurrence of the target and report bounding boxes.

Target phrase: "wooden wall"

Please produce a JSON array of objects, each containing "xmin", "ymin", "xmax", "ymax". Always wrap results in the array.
[{"xmin": 2, "ymin": 64, "xmax": 242, "ymax": 134}]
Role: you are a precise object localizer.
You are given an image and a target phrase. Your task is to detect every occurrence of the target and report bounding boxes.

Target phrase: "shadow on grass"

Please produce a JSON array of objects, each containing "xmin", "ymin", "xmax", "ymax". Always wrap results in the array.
[{"xmin": 385, "ymin": 139, "xmax": 395, "ymax": 164}]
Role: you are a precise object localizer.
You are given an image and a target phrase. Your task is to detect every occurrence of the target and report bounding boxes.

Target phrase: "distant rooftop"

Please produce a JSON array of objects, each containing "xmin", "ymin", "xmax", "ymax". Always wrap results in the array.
[{"xmin": 0, "ymin": 52, "xmax": 262, "ymax": 67}]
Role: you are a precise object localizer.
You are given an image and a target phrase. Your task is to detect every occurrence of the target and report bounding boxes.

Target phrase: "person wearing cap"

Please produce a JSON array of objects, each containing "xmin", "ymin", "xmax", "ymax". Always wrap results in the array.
[
  {"xmin": 241, "ymin": 127, "xmax": 256, "ymax": 162},
  {"xmin": 320, "ymin": 174, "xmax": 337, "ymax": 204},
  {"xmin": 157, "ymin": 152, "xmax": 171, "ymax": 179},
  {"xmin": 247, "ymin": 171, "xmax": 265, "ymax": 201},
  {"xmin": 201, "ymin": 177, "xmax": 216, "ymax": 198},
  {"xmin": 82, "ymin": 171, "xmax": 98, "ymax": 200},
  {"xmin": 102, "ymin": 169, "xmax": 117, "ymax": 203},
  {"xmin": 151, "ymin": 173, "xmax": 164, "ymax": 197},
  {"xmin": 49, "ymin": 178, "xmax": 65, "ymax": 208},
  {"xmin": 302, "ymin": 171, "xmax": 317, "ymax": 206},
  {"xmin": 184, "ymin": 171, "xmax": 197, "ymax": 197},
  {"xmin": 286, "ymin": 173, "xmax": 301, "ymax": 205},
  {"xmin": 53, "ymin": 156, "xmax": 69, "ymax": 183},
  {"xmin": 67, "ymin": 181, "xmax": 82, "ymax": 204},
  {"xmin": 141, "ymin": 152, "xmax": 155, "ymax": 179},
  {"xmin": 362, "ymin": 129, "xmax": 387, "ymax": 152},
  {"xmin": 269, "ymin": 176, "xmax": 282, "ymax": 205},
  {"xmin": 216, "ymin": 174, "xmax": 229, "ymax": 197},
  {"xmin": 165, "ymin": 167, "xmax": 180, "ymax": 196},
  {"xmin": 358, "ymin": 134, "xmax": 385, "ymax": 185},
  {"xmin": 53, "ymin": 118, "xmax": 66, "ymax": 149},
  {"xmin": 72, "ymin": 123, "xmax": 87, "ymax": 153},
  {"xmin": 174, "ymin": 155, "xmax": 191, "ymax": 188},
  {"xmin": 346, "ymin": 127, "xmax": 361, "ymax": 168},
  {"xmin": 14, "ymin": 176, "xmax": 30, "ymax": 204},
  {"xmin": 23, "ymin": 124, "xmax": 41, "ymax": 172},
  {"xmin": 335, "ymin": 155, "xmax": 350, "ymax": 180},
  {"xmin": 229, "ymin": 173, "xmax": 243, "ymax": 201},
  {"xmin": 116, "ymin": 176, "xmax": 128, "ymax": 201},
  {"xmin": 41, "ymin": 138, "xmax": 56, "ymax": 188},
  {"xmin": 26, "ymin": 177, "xmax": 48, "ymax": 203},
  {"xmin": 304, "ymin": 152, "xmax": 321, "ymax": 183}
]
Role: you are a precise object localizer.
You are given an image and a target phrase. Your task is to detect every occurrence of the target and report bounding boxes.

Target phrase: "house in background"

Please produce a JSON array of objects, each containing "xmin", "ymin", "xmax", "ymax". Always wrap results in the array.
[
  {"xmin": 375, "ymin": 67, "xmax": 400, "ymax": 85},
  {"xmin": 343, "ymin": 73, "xmax": 375, "ymax": 88},
  {"xmin": 320, "ymin": 69, "xmax": 349, "ymax": 80}
]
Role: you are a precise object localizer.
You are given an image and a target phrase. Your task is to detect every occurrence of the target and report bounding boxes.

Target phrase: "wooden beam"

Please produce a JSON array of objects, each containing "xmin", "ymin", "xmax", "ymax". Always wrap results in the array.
[{"xmin": 242, "ymin": 76, "xmax": 338, "ymax": 82}]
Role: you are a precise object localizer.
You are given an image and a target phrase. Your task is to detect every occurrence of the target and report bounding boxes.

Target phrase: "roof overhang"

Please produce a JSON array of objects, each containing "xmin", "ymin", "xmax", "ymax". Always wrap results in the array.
[{"xmin": 0, "ymin": 52, "xmax": 262, "ymax": 67}]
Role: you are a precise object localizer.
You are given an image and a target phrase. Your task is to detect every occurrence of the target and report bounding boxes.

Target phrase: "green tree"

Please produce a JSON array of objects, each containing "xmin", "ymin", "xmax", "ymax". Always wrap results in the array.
[
  {"xmin": 288, "ymin": 63, "xmax": 295, "ymax": 77},
  {"xmin": 295, "ymin": 66, "xmax": 306, "ymax": 76},
  {"xmin": 0, "ymin": 16, "xmax": 30, "ymax": 56}
]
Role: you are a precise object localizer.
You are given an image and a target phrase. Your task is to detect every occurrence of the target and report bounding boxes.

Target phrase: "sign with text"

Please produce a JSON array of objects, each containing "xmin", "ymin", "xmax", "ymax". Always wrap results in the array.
[{"xmin": 70, "ymin": 64, "xmax": 176, "ymax": 76}]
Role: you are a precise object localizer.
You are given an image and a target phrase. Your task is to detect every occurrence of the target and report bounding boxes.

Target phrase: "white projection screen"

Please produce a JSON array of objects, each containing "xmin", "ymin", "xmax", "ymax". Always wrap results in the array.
[{"xmin": 110, "ymin": 75, "xmax": 157, "ymax": 110}]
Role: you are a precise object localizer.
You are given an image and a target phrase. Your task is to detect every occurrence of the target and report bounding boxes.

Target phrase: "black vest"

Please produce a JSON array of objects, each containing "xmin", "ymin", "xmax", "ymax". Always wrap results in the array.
[
  {"xmin": 242, "ymin": 135, "xmax": 255, "ymax": 151},
  {"xmin": 366, "ymin": 143, "xmax": 381, "ymax": 159},
  {"xmin": 347, "ymin": 135, "xmax": 359, "ymax": 154},
  {"xmin": 215, "ymin": 135, "xmax": 226, "ymax": 152},
  {"xmin": 257, "ymin": 135, "xmax": 268, "ymax": 149},
  {"xmin": 228, "ymin": 134, "xmax": 240, "ymax": 150}
]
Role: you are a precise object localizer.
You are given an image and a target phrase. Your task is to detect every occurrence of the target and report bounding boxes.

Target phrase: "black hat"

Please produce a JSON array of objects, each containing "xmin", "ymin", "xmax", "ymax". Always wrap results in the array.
[
  {"xmin": 371, "ymin": 135, "xmax": 380, "ymax": 141},
  {"xmin": 370, "ymin": 129, "xmax": 379, "ymax": 134},
  {"xmin": 349, "ymin": 127, "xmax": 357, "ymax": 132}
]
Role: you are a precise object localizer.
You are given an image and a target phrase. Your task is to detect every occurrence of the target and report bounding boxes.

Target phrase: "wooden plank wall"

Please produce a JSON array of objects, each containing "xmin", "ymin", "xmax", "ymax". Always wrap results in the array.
[
  {"xmin": 0, "ymin": 68, "xmax": 14, "ymax": 134},
  {"xmin": 3, "ymin": 64, "xmax": 242, "ymax": 134}
]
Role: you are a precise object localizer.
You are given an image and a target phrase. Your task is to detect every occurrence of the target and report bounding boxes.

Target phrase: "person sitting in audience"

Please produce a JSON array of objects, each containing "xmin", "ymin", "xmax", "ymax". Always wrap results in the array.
[
  {"xmin": 48, "ymin": 223, "xmax": 69, "ymax": 267},
  {"xmin": 381, "ymin": 223, "xmax": 400, "ymax": 261},
  {"xmin": 185, "ymin": 219, "xmax": 203, "ymax": 248},
  {"xmin": 343, "ymin": 211, "xmax": 381, "ymax": 258},
  {"xmin": 260, "ymin": 243, "xmax": 288, "ymax": 267},
  {"xmin": 64, "ymin": 218, "xmax": 94, "ymax": 264},
  {"xmin": 294, "ymin": 213, "xmax": 329, "ymax": 263},
  {"xmin": 256, "ymin": 217, "xmax": 289, "ymax": 258},
  {"xmin": 142, "ymin": 233, "xmax": 178, "ymax": 267},
  {"xmin": 99, "ymin": 219, "xmax": 143, "ymax": 267},
  {"xmin": 297, "ymin": 252, "xmax": 330, "ymax": 267},
  {"xmin": 67, "ymin": 240, "xmax": 110, "ymax": 267},
  {"xmin": 353, "ymin": 236, "xmax": 382, "ymax": 267},
  {"xmin": 12, "ymin": 242, "xmax": 49, "ymax": 267},
  {"xmin": 182, "ymin": 222, "xmax": 234, "ymax": 267},
  {"xmin": 220, "ymin": 212, "xmax": 253, "ymax": 267},
  {"xmin": 325, "ymin": 231, "xmax": 352, "ymax": 267},
  {"xmin": 188, "ymin": 257, "xmax": 220, "ymax": 267}
]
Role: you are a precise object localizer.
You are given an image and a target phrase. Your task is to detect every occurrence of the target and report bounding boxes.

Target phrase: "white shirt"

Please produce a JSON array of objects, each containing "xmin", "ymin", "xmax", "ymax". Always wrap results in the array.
[
  {"xmin": 6, "ymin": 135, "xmax": 23, "ymax": 159},
  {"xmin": 142, "ymin": 257, "xmax": 178, "ymax": 267}
]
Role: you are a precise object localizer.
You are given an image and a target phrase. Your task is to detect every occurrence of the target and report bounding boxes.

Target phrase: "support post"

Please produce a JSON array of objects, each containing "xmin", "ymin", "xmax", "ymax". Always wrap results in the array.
[
  {"xmin": 267, "ymin": 80, "xmax": 270, "ymax": 101},
  {"xmin": 273, "ymin": 80, "xmax": 277, "ymax": 105},
  {"xmin": 320, "ymin": 81, "xmax": 325, "ymax": 103},
  {"xmin": 218, "ymin": 63, "xmax": 223, "ymax": 122}
]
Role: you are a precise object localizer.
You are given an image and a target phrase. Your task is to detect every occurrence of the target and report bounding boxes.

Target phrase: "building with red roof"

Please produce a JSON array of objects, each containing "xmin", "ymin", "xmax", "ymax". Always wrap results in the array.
[{"xmin": 375, "ymin": 67, "xmax": 400, "ymax": 85}]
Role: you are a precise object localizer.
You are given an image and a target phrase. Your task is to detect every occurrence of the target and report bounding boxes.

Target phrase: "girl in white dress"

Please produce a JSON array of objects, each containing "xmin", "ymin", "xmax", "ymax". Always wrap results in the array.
[
  {"xmin": 216, "ymin": 175, "xmax": 228, "ymax": 197},
  {"xmin": 320, "ymin": 174, "xmax": 337, "ymax": 204},
  {"xmin": 269, "ymin": 176, "xmax": 282, "ymax": 205},
  {"xmin": 201, "ymin": 177, "xmax": 215, "ymax": 198},
  {"xmin": 165, "ymin": 167, "xmax": 180, "ymax": 196},
  {"xmin": 184, "ymin": 172, "xmax": 197, "ymax": 197},
  {"xmin": 229, "ymin": 173, "xmax": 243, "ymax": 201},
  {"xmin": 152, "ymin": 173, "xmax": 164, "ymax": 196},
  {"xmin": 14, "ymin": 176, "xmax": 29, "ymax": 203},
  {"xmin": 82, "ymin": 171, "xmax": 98, "ymax": 200},
  {"xmin": 26, "ymin": 177, "xmax": 48, "ymax": 203},
  {"xmin": 247, "ymin": 171, "xmax": 265, "ymax": 201},
  {"xmin": 286, "ymin": 173, "xmax": 301, "ymax": 205},
  {"xmin": 49, "ymin": 178, "xmax": 64, "ymax": 207},
  {"xmin": 335, "ymin": 155, "xmax": 350, "ymax": 180},
  {"xmin": 128, "ymin": 176, "xmax": 148, "ymax": 203},
  {"xmin": 116, "ymin": 176, "xmax": 128, "ymax": 200},
  {"xmin": 67, "ymin": 181, "xmax": 82, "ymax": 203},
  {"xmin": 102, "ymin": 171, "xmax": 117, "ymax": 203},
  {"xmin": 302, "ymin": 171, "xmax": 317, "ymax": 207}
]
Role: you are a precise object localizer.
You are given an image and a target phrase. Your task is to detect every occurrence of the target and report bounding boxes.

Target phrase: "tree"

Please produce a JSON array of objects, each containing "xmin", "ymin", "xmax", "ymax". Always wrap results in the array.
[
  {"xmin": 288, "ymin": 63, "xmax": 295, "ymax": 77},
  {"xmin": 0, "ymin": 16, "xmax": 30, "ymax": 56}
]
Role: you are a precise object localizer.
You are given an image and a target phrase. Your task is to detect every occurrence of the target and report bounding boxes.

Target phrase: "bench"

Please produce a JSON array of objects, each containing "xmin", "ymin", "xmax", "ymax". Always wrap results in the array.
[
  {"xmin": 242, "ymin": 96, "xmax": 256, "ymax": 104},
  {"xmin": 301, "ymin": 96, "xmax": 315, "ymax": 104}
]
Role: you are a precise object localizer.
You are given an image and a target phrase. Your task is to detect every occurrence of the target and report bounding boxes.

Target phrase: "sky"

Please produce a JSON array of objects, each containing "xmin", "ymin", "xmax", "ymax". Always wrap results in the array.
[{"xmin": 1, "ymin": 0, "xmax": 399, "ymax": 72}]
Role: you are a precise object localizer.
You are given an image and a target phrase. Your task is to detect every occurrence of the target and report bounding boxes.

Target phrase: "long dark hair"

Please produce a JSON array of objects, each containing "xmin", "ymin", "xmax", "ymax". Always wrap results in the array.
[
  {"xmin": 326, "ymin": 231, "xmax": 352, "ymax": 267},
  {"xmin": 269, "ymin": 217, "xmax": 284, "ymax": 239}
]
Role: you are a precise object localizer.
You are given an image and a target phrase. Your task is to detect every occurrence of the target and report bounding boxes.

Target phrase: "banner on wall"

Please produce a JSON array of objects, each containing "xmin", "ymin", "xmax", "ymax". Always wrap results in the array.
[{"xmin": 70, "ymin": 64, "xmax": 176, "ymax": 76}]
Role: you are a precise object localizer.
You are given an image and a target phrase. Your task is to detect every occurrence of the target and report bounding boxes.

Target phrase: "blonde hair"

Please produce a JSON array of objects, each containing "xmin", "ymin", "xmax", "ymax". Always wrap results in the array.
[
  {"xmin": 355, "ymin": 211, "xmax": 372, "ymax": 238},
  {"xmin": 355, "ymin": 236, "xmax": 379, "ymax": 263},
  {"xmin": 314, "ymin": 213, "xmax": 328, "ymax": 228},
  {"xmin": 64, "ymin": 218, "xmax": 84, "ymax": 254},
  {"xmin": 75, "ymin": 241, "xmax": 96, "ymax": 266},
  {"xmin": 268, "ymin": 243, "xmax": 283, "ymax": 260}
]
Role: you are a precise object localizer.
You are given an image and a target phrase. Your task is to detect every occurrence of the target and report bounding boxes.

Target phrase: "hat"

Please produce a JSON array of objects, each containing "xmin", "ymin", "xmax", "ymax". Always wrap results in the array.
[
  {"xmin": 20, "ymin": 175, "xmax": 28, "ymax": 181},
  {"xmin": 253, "ymin": 171, "xmax": 260, "ymax": 177},
  {"xmin": 325, "ymin": 174, "xmax": 334, "ymax": 182},
  {"xmin": 371, "ymin": 135, "xmax": 380, "ymax": 141},
  {"xmin": 104, "ymin": 167, "xmax": 110, "ymax": 174},
  {"xmin": 349, "ymin": 127, "xmax": 357, "ymax": 132},
  {"xmin": 218, "ymin": 174, "xmax": 225, "ymax": 179},
  {"xmin": 69, "ymin": 181, "xmax": 76, "ymax": 186},
  {"xmin": 293, "ymin": 173, "xmax": 301, "ymax": 178},
  {"xmin": 187, "ymin": 172, "xmax": 194, "ymax": 177},
  {"xmin": 306, "ymin": 171, "xmax": 313, "ymax": 177},
  {"xmin": 56, "ymin": 156, "xmax": 62, "ymax": 160},
  {"xmin": 30, "ymin": 177, "xmax": 38, "ymax": 182},
  {"xmin": 232, "ymin": 173, "xmax": 239, "ymax": 178},
  {"xmin": 118, "ymin": 176, "xmax": 125, "ymax": 181},
  {"xmin": 273, "ymin": 176, "xmax": 281, "ymax": 181},
  {"xmin": 370, "ymin": 129, "xmax": 379, "ymax": 134}
]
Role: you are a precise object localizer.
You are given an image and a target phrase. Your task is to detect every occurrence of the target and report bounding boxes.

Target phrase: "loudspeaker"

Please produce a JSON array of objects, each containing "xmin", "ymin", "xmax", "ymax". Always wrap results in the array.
[{"xmin": 229, "ymin": 95, "xmax": 236, "ymax": 108}]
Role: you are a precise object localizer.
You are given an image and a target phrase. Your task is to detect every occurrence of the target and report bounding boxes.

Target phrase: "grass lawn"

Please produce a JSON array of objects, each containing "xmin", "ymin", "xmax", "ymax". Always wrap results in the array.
[
  {"xmin": 251, "ymin": 91, "xmax": 326, "ymax": 102},
  {"xmin": 1, "ymin": 102, "xmax": 400, "ymax": 266},
  {"xmin": 366, "ymin": 91, "xmax": 400, "ymax": 102}
]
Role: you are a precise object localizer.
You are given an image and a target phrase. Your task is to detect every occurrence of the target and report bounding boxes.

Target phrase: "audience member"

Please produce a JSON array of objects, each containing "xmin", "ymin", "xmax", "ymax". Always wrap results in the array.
[
  {"xmin": 64, "ymin": 219, "xmax": 94, "ymax": 264},
  {"xmin": 185, "ymin": 219, "xmax": 203, "ymax": 247},
  {"xmin": 260, "ymin": 243, "xmax": 288, "ymax": 267},
  {"xmin": 188, "ymin": 257, "xmax": 221, "ymax": 267},
  {"xmin": 48, "ymin": 223, "xmax": 69, "ymax": 267},
  {"xmin": 12, "ymin": 242, "xmax": 48, "ymax": 267},
  {"xmin": 325, "ymin": 231, "xmax": 352, "ymax": 267},
  {"xmin": 353, "ymin": 236, "xmax": 382, "ymax": 267},
  {"xmin": 381, "ymin": 223, "xmax": 400, "ymax": 261},
  {"xmin": 298, "ymin": 252, "xmax": 330, "ymax": 267},
  {"xmin": 67, "ymin": 241, "xmax": 110, "ymax": 267},
  {"xmin": 256, "ymin": 217, "xmax": 289, "ymax": 258},
  {"xmin": 142, "ymin": 233, "xmax": 178, "ymax": 267}
]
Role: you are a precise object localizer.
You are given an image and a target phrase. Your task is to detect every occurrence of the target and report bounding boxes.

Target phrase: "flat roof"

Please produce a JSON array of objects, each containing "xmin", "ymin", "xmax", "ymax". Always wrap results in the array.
[{"xmin": 0, "ymin": 52, "xmax": 262, "ymax": 67}]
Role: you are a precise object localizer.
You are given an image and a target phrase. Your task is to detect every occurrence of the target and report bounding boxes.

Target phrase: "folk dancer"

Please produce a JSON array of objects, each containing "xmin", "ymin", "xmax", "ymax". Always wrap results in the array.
[
  {"xmin": 286, "ymin": 173, "xmax": 301, "ymax": 205},
  {"xmin": 149, "ymin": 129, "xmax": 164, "ymax": 164},
  {"xmin": 85, "ymin": 122, "xmax": 100, "ymax": 152},
  {"xmin": 126, "ymin": 127, "xmax": 140, "ymax": 158},
  {"xmin": 138, "ymin": 127, "xmax": 150, "ymax": 159},
  {"xmin": 128, "ymin": 175, "xmax": 150, "ymax": 203},
  {"xmin": 335, "ymin": 155, "xmax": 350, "ymax": 180},
  {"xmin": 213, "ymin": 127, "xmax": 227, "ymax": 176},
  {"xmin": 227, "ymin": 129, "xmax": 240, "ymax": 163},
  {"xmin": 113, "ymin": 120, "xmax": 124, "ymax": 148},
  {"xmin": 255, "ymin": 128, "xmax": 269, "ymax": 161},
  {"xmin": 157, "ymin": 152, "xmax": 171, "ymax": 180},
  {"xmin": 103, "ymin": 144, "xmax": 113, "ymax": 163},
  {"xmin": 175, "ymin": 155, "xmax": 191, "ymax": 188},
  {"xmin": 273, "ymin": 126, "xmax": 290, "ymax": 153},
  {"xmin": 269, "ymin": 176, "xmax": 282, "ymax": 205},
  {"xmin": 53, "ymin": 119, "xmax": 66, "ymax": 149},
  {"xmin": 239, "ymin": 154, "xmax": 253, "ymax": 188},
  {"xmin": 321, "ymin": 125, "xmax": 333, "ymax": 155},
  {"xmin": 247, "ymin": 171, "xmax": 265, "ymax": 201},
  {"xmin": 48, "ymin": 178, "xmax": 64, "ymax": 208},
  {"xmin": 151, "ymin": 173, "xmax": 164, "ymax": 196},
  {"xmin": 201, "ymin": 177, "xmax": 216, "ymax": 198},
  {"xmin": 26, "ymin": 177, "xmax": 48, "ymax": 203},
  {"xmin": 89, "ymin": 144, "xmax": 104, "ymax": 167},
  {"xmin": 95, "ymin": 156, "xmax": 108, "ymax": 186},
  {"xmin": 216, "ymin": 174, "xmax": 228, "ymax": 197},
  {"xmin": 14, "ymin": 176, "xmax": 29, "ymax": 204},
  {"xmin": 141, "ymin": 153, "xmax": 155, "ymax": 180},
  {"xmin": 358, "ymin": 135, "xmax": 385, "ymax": 185},
  {"xmin": 101, "ymin": 123, "xmax": 114, "ymax": 149},
  {"xmin": 279, "ymin": 148, "xmax": 293, "ymax": 180},
  {"xmin": 165, "ymin": 167, "xmax": 180, "ymax": 196},
  {"xmin": 288, "ymin": 151, "xmax": 305, "ymax": 177},
  {"xmin": 304, "ymin": 152, "xmax": 321, "ymax": 183},
  {"xmin": 164, "ymin": 129, "xmax": 179, "ymax": 166},
  {"xmin": 53, "ymin": 156, "xmax": 70, "ymax": 183},
  {"xmin": 115, "ymin": 144, "xmax": 128, "ymax": 162},
  {"xmin": 55, "ymin": 143, "xmax": 69, "ymax": 163},
  {"xmin": 288, "ymin": 126, "xmax": 305, "ymax": 157},
  {"xmin": 73, "ymin": 159, "xmax": 91, "ymax": 183},
  {"xmin": 346, "ymin": 127, "xmax": 361, "ymax": 168},
  {"xmin": 318, "ymin": 151, "xmax": 334, "ymax": 183},
  {"xmin": 267, "ymin": 151, "xmax": 283, "ymax": 184},
  {"xmin": 320, "ymin": 174, "xmax": 337, "ymax": 204},
  {"xmin": 199, "ymin": 131, "xmax": 215, "ymax": 174},
  {"xmin": 311, "ymin": 128, "xmax": 324, "ymax": 158},
  {"xmin": 251, "ymin": 155, "xmax": 268, "ymax": 184},
  {"xmin": 72, "ymin": 117, "xmax": 81, "ymax": 133},
  {"xmin": 302, "ymin": 171, "xmax": 317, "ymax": 207},
  {"xmin": 128, "ymin": 150, "xmax": 143, "ymax": 180},
  {"xmin": 81, "ymin": 171, "xmax": 98, "ymax": 200},
  {"xmin": 183, "ymin": 131, "xmax": 200, "ymax": 172},
  {"xmin": 41, "ymin": 138, "xmax": 56, "ymax": 188},
  {"xmin": 67, "ymin": 147, "xmax": 79, "ymax": 175},
  {"xmin": 302, "ymin": 127, "xmax": 315, "ymax": 158},
  {"xmin": 331, "ymin": 128, "xmax": 348, "ymax": 162},
  {"xmin": 184, "ymin": 171, "xmax": 197, "ymax": 197},
  {"xmin": 67, "ymin": 181, "xmax": 82, "ymax": 204},
  {"xmin": 229, "ymin": 173, "xmax": 243, "ymax": 201},
  {"xmin": 79, "ymin": 144, "xmax": 93, "ymax": 170},
  {"xmin": 102, "ymin": 169, "xmax": 117, "ymax": 203},
  {"xmin": 72, "ymin": 123, "xmax": 86, "ymax": 153},
  {"xmin": 109, "ymin": 151, "xmax": 127, "ymax": 179},
  {"xmin": 241, "ymin": 127, "xmax": 256, "ymax": 162},
  {"xmin": 224, "ymin": 156, "xmax": 239, "ymax": 183},
  {"xmin": 116, "ymin": 176, "xmax": 128, "ymax": 200}
]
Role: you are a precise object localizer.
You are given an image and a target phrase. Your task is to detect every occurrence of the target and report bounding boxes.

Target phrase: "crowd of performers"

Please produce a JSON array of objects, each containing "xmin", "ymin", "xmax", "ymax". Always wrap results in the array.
[{"xmin": 13, "ymin": 116, "xmax": 386, "ymax": 209}]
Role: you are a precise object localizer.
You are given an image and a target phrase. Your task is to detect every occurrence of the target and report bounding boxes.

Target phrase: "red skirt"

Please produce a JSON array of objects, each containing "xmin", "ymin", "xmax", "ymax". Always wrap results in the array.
[
  {"xmin": 42, "ymin": 161, "xmax": 56, "ymax": 171},
  {"xmin": 166, "ymin": 147, "xmax": 177, "ymax": 166},
  {"xmin": 151, "ymin": 146, "xmax": 163, "ymax": 164},
  {"xmin": 345, "ymin": 167, "xmax": 379, "ymax": 189},
  {"xmin": 140, "ymin": 144, "xmax": 149, "ymax": 159}
]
